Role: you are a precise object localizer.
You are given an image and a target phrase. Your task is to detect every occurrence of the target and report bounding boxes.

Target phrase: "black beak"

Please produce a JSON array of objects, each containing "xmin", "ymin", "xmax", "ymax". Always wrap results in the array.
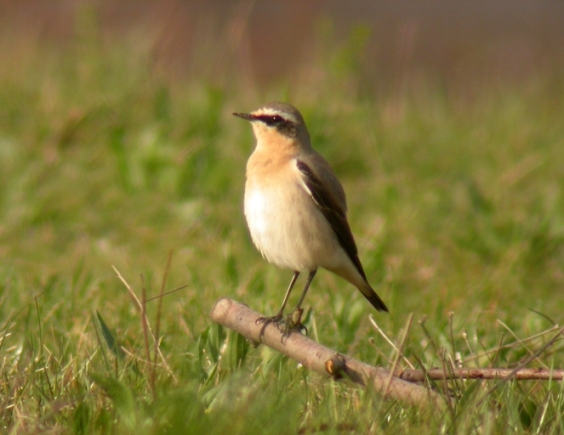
[{"xmin": 233, "ymin": 112, "xmax": 254, "ymax": 121}]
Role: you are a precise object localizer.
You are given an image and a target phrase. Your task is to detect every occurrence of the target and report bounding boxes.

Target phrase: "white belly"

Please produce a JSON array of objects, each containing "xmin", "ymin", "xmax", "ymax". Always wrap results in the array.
[{"xmin": 244, "ymin": 183, "xmax": 344, "ymax": 272}]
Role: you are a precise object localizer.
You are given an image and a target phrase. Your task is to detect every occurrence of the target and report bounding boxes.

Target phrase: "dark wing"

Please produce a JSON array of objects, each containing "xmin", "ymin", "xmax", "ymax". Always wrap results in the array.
[{"xmin": 296, "ymin": 159, "xmax": 368, "ymax": 282}]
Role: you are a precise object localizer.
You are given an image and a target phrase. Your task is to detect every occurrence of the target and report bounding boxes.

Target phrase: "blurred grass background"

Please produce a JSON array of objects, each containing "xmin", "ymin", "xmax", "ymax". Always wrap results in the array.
[{"xmin": 1, "ymin": 1, "xmax": 564, "ymax": 433}]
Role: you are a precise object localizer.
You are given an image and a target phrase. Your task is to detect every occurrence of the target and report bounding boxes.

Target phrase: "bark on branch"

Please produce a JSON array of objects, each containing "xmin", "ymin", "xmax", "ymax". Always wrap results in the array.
[{"xmin": 210, "ymin": 298, "xmax": 446, "ymax": 411}]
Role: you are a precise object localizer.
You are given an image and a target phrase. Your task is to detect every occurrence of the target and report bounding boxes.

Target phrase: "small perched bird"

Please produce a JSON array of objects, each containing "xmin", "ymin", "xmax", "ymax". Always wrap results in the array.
[{"xmin": 234, "ymin": 102, "xmax": 388, "ymax": 330}]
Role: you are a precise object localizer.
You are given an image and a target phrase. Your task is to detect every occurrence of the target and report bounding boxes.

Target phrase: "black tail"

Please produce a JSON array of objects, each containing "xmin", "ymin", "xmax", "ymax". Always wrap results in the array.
[{"xmin": 359, "ymin": 283, "xmax": 388, "ymax": 312}]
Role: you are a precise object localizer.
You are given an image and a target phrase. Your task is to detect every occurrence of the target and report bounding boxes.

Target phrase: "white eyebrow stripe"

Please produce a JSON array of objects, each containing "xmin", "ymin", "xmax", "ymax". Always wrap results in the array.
[{"xmin": 252, "ymin": 108, "xmax": 299, "ymax": 124}]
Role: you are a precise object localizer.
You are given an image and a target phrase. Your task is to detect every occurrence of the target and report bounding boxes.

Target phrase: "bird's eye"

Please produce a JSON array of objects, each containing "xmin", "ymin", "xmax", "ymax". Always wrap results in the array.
[{"xmin": 256, "ymin": 114, "xmax": 286, "ymax": 126}]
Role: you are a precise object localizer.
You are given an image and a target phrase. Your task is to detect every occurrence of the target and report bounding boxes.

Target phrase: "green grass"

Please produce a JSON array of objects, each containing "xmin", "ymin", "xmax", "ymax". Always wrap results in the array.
[{"xmin": 2, "ymin": 20, "xmax": 564, "ymax": 435}]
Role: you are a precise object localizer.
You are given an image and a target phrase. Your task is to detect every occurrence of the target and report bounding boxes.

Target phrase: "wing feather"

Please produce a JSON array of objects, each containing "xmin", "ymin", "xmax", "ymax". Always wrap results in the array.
[{"xmin": 295, "ymin": 159, "xmax": 368, "ymax": 281}]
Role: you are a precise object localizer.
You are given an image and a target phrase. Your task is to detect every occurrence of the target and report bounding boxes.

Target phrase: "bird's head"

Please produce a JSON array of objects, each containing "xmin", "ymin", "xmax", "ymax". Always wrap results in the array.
[{"xmin": 234, "ymin": 102, "xmax": 311, "ymax": 150}]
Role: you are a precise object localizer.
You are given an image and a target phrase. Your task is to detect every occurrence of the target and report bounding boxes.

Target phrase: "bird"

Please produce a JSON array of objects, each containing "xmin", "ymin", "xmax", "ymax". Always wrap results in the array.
[{"xmin": 233, "ymin": 102, "xmax": 388, "ymax": 331}]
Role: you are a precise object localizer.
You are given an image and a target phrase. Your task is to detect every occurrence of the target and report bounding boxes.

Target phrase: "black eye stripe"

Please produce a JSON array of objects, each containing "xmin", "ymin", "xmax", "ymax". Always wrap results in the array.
[{"xmin": 255, "ymin": 114, "xmax": 286, "ymax": 126}]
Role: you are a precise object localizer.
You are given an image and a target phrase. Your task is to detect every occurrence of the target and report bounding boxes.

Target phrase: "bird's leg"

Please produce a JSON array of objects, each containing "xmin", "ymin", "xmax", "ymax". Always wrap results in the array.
[
  {"xmin": 284, "ymin": 269, "xmax": 317, "ymax": 335},
  {"xmin": 256, "ymin": 271, "xmax": 300, "ymax": 327},
  {"xmin": 295, "ymin": 270, "xmax": 317, "ymax": 310}
]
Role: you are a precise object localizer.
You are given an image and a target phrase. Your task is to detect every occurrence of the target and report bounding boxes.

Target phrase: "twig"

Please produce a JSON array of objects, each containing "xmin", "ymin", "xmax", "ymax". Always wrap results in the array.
[
  {"xmin": 398, "ymin": 367, "xmax": 564, "ymax": 382},
  {"xmin": 210, "ymin": 298, "xmax": 446, "ymax": 411}
]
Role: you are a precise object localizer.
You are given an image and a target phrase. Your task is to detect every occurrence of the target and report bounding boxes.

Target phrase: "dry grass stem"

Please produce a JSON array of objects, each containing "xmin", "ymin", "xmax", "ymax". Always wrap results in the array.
[
  {"xmin": 369, "ymin": 314, "xmax": 416, "ymax": 369},
  {"xmin": 112, "ymin": 266, "xmax": 177, "ymax": 382}
]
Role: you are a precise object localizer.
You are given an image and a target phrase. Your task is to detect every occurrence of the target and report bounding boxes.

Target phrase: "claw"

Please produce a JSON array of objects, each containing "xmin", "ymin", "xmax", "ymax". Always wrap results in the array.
[
  {"xmin": 255, "ymin": 309, "xmax": 307, "ymax": 337},
  {"xmin": 256, "ymin": 313, "xmax": 283, "ymax": 326}
]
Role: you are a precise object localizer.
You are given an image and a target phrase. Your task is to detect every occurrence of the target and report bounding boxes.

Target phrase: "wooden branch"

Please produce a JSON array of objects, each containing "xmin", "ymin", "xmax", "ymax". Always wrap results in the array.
[
  {"xmin": 210, "ymin": 298, "xmax": 446, "ymax": 411},
  {"xmin": 398, "ymin": 367, "xmax": 564, "ymax": 382}
]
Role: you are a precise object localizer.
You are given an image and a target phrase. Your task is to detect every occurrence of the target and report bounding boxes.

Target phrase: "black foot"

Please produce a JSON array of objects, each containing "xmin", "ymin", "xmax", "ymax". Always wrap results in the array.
[
  {"xmin": 255, "ymin": 313, "xmax": 284, "ymax": 328},
  {"xmin": 256, "ymin": 309, "xmax": 307, "ymax": 336}
]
